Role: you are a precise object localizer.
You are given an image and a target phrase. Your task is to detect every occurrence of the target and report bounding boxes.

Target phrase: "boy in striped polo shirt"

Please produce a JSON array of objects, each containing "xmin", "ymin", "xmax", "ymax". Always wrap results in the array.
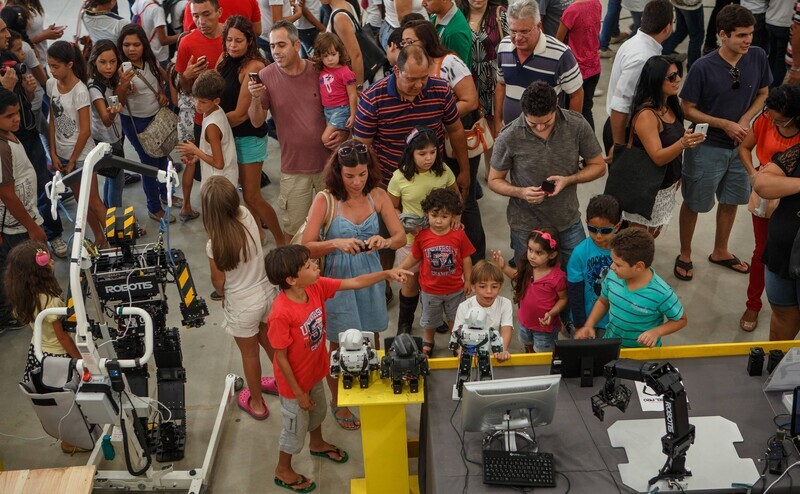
[{"xmin": 574, "ymin": 229, "xmax": 687, "ymax": 348}]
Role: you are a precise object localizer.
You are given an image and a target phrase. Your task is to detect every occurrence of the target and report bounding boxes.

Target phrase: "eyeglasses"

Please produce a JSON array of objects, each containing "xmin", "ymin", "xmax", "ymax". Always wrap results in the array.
[
  {"xmin": 338, "ymin": 143, "xmax": 369, "ymax": 157},
  {"xmin": 509, "ymin": 28, "xmax": 534, "ymax": 37},
  {"xmin": 665, "ymin": 71, "xmax": 680, "ymax": 83},
  {"xmin": 400, "ymin": 38, "xmax": 418, "ymax": 47},
  {"xmin": 587, "ymin": 225, "xmax": 615, "ymax": 235},
  {"xmin": 729, "ymin": 67, "xmax": 740, "ymax": 90}
]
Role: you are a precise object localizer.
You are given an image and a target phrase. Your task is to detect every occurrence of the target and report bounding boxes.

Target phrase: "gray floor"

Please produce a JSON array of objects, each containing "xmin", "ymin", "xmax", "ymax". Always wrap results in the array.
[{"xmin": 0, "ymin": 0, "xmax": 774, "ymax": 491}]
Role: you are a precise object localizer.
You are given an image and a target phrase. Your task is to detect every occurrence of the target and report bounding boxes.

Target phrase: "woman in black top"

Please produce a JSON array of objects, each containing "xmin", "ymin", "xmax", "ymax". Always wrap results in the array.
[
  {"xmin": 216, "ymin": 15, "xmax": 284, "ymax": 246},
  {"xmin": 753, "ymin": 144, "xmax": 800, "ymax": 341},
  {"xmin": 626, "ymin": 56, "xmax": 705, "ymax": 240}
]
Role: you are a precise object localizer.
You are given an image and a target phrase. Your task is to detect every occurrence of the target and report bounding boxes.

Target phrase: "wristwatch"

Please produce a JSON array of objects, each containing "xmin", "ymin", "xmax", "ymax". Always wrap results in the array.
[{"xmin": 356, "ymin": 83, "xmax": 364, "ymax": 91}]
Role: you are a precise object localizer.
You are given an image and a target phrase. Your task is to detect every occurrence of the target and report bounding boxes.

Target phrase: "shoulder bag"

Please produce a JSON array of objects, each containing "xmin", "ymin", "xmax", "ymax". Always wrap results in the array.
[
  {"xmin": 124, "ymin": 68, "xmax": 178, "ymax": 158},
  {"xmin": 603, "ymin": 108, "xmax": 668, "ymax": 220},
  {"xmin": 330, "ymin": 8, "xmax": 387, "ymax": 83},
  {"xmin": 291, "ymin": 190, "xmax": 336, "ymax": 273}
]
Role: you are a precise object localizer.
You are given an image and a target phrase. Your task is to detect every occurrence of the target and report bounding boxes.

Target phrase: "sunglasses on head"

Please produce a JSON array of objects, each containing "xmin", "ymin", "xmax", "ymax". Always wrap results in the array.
[
  {"xmin": 587, "ymin": 225, "xmax": 615, "ymax": 235},
  {"xmin": 665, "ymin": 71, "xmax": 680, "ymax": 83},
  {"xmin": 729, "ymin": 67, "xmax": 740, "ymax": 90},
  {"xmin": 337, "ymin": 143, "xmax": 369, "ymax": 157}
]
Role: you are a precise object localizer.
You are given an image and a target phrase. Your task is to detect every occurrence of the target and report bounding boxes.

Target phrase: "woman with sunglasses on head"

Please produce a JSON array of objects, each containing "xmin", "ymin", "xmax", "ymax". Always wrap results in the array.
[
  {"xmin": 623, "ymin": 56, "xmax": 705, "ymax": 238},
  {"xmin": 737, "ymin": 84, "xmax": 800, "ymax": 333},
  {"xmin": 301, "ymin": 139, "xmax": 406, "ymax": 431}
]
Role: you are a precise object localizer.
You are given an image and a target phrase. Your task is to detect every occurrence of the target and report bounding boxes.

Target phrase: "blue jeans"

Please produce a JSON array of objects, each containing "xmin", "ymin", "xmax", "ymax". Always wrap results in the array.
[
  {"xmin": 599, "ymin": 0, "xmax": 622, "ymax": 50},
  {"xmin": 519, "ymin": 323, "xmax": 559, "ymax": 352},
  {"xmin": 102, "ymin": 139, "xmax": 125, "ymax": 208},
  {"xmin": 510, "ymin": 219, "xmax": 586, "ymax": 268},
  {"xmin": 767, "ymin": 24, "xmax": 790, "ymax": 86},
  {"xmin": 380, "ymin": 20, "xmax": 395, "ymax": 50},
  {"xmin": 298, "ymin": 27, "xmax": 319, "ymax": 59},
  {"xmin": 120, "ymin": 114, "xmax": 168, "ymax": 214},
  {"xmin": 662, "ymin": 7, "xmax": 705, "ymax": 68}
]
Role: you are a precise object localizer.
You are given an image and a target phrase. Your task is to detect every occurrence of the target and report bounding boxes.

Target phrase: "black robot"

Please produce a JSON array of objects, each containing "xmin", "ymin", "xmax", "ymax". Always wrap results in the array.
[{"xmin": 380, "ymin": 334, "xmax": 430, "ymax": 394}]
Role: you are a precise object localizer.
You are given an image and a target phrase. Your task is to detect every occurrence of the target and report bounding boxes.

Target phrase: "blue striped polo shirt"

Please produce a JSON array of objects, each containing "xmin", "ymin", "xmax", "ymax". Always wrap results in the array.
[
  {"xmin": 354, "ymin": 72, "xmax": 460, "ymax": 186},
  {"xmin": 601, "ymin": 269, "xmax": 684, "ymax": 348}
]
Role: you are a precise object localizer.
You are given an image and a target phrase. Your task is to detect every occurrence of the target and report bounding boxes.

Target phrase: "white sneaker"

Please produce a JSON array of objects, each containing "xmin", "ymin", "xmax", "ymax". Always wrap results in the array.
[
  {"xmin": 599, "ymin": 48, "xmax": 615, "ymax": 59},
  {"xmin": 50, "ymin": 237, "xmax": 68, "ymax": 258}
]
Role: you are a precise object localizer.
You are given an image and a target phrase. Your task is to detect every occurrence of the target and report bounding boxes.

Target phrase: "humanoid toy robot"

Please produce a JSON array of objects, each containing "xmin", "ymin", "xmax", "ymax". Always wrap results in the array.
[
  {"xmin": 449, "ymin": 307, "xmax": 504, "ymax": 398},
  {"xmin": 330, "ymin": 329, "xmax": 380, "ymax": 389},
  {"xmin": 380, "ymin": 333, "xmax": 430, "ymax": 393}
]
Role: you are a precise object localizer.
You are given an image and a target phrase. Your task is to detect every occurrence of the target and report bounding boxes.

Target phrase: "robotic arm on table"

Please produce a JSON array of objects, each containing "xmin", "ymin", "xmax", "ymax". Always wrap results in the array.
[{"xmin": 591, "ymin": 359, "xmax": 695, "ymax": 487}]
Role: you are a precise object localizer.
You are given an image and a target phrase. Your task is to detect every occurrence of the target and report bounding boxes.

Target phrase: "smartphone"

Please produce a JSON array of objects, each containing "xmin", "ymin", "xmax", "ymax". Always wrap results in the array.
[
  {"xmin": 248, "ymin": 72, "xmax": 260, "ymax": 84},
  {"xmin": 541, "ymin": 179, "xmax": 556, "ymax": 194},
  {"xmin": 695, "ymin": 123, "xmax": 709, "ymax": 136},
  {"xmin": 121, "ymin": 61, "xmax": 132, "ymax": 72}
]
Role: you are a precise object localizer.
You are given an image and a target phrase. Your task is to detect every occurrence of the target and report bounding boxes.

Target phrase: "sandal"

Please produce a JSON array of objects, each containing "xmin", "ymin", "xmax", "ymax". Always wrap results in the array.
[
  {"xmin": 237, "ymin": 389, "xmax": 269, "ymax": 420},
  {"xmin": 708, "ymin": 255, "xmax": 750, "ymax": 274},
  {"xmin": 329, "ymin": 400, "xmax": 360, "ymax": 430},
  {"xmin": 310, "ymin": 446, "xmax": 349, "ymax": 463},
  {"xmin": 179, "ymin": 210, "xmax": 200, "ymax": 223},
  {"xmin": 673, "ymin": 255, "xmax": 693, "ymax": 281},
  {"xmin": 740, "ymin": 309, "xmax": 759, "ymax": 332},
  {"xmin": 274, "ymin": 475, "xmax": 316, "ymax": 493},
  {"xmin": 422, "ymin": 340, "xmax": 435, "ymax": 355},
  {"xmin": 261, "ymin": 376, "xmax": 279, "ymax": 396}
]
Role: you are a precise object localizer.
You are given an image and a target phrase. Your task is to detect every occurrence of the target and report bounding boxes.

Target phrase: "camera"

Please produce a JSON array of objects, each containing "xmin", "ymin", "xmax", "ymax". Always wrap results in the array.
[
  {"xmin": 108, "ymin": 95, "xmax": 119, "ymax": 107},
  {"xmin": 0, "ymin": 61, "xmax": 27, "ymax": 75}
]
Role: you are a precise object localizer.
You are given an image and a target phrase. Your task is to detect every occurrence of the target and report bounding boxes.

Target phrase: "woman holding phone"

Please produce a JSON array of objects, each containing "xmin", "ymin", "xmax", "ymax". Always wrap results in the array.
[{"xmin": 216, "ymin": 15, "xmax": 284, "ymax": 246}]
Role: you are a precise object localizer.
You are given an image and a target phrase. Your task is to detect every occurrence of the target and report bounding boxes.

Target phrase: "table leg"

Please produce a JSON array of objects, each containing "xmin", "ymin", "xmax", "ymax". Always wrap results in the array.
[{"xmin": 353, "ymin": 403, "xmax": 410, "ymax": 494}]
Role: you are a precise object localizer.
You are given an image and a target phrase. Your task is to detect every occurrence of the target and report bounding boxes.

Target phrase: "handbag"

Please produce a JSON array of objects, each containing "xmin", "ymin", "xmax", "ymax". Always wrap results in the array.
[
  {"xmin": 603, "ymin": 109, "xmax": 668, "ymax": 220},
  {"xmin": 291, "ymin": 190, "xmax": 336, "ymax": 273},
  {"xmin": 330, "ymin": 9, "xmax": 387, "ymax": 82},
  {"xmin": 125, "ymin": 68, "xmax": 178, "ymax": 158}
]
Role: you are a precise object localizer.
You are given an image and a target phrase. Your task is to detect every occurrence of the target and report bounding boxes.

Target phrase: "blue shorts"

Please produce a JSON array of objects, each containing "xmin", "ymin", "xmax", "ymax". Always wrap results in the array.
[
  {"xmin": 681, "ymin": 144, "xmax": 751, "ymax": 213},
  {"xmin": 324, "ymin": 105, "xmax": 350, "ymax": 130},
  {"xmin": 518, "ymin": 323, "xmax": 559, "ymax": 353},
  {"xmin": 234, "ymin": 135, "xmax": 268, "ymax": 164}
]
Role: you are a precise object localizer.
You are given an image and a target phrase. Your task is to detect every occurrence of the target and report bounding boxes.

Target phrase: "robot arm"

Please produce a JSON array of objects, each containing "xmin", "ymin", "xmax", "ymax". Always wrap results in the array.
[
  {"xmin": 489, "ymin": 328, "xmax": 504, "ymax": 354},
  {"xmin": 448, "ymin": 325, "xmax": 462, "ymax": 352},
  {"xmin": 330, "ymin": 349, "xmax": 341, "ymax": 378}
]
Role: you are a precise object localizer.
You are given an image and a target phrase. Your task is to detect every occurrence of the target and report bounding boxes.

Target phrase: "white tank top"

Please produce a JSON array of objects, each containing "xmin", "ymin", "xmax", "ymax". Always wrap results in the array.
[{"xmin": 199, "ymin": 106, "xmax": 239, "ymax": 187}]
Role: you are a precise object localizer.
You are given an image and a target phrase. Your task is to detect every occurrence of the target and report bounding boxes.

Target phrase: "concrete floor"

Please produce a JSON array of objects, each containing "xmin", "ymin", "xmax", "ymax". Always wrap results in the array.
[{"xmin": 0, "ymin": 0, "xmax": 775, "ymax": 492}]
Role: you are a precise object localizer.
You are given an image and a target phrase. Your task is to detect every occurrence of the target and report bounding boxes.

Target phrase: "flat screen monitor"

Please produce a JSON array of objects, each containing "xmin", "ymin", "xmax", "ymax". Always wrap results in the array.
[
  {"xmin": 550, "ymin": 338, "xmax": 622, "ymax": 387},
  {"xmin": 461, "ymin": 375, "xmax": 561, "ymax": 433}
]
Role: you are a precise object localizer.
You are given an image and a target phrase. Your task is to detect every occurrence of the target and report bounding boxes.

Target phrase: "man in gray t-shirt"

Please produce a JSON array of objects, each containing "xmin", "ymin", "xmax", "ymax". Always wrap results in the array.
[{"xmin": 488, "ymin": 82, "xmax": 605, "ymax": 265}]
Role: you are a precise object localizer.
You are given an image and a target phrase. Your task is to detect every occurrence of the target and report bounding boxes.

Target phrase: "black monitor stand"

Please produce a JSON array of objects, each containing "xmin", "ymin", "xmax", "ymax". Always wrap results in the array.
[{"xmin": 580, "ymin": 356, "xmax": 595, "ymax": 388}]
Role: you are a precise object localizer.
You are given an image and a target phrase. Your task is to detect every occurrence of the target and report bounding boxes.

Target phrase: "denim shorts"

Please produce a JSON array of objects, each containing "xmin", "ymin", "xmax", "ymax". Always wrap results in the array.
[
  {"xmin": 324, "ymin": 104, "xmax": 350, "ymax": 130},
  {"xmin": 681, "ymin": 144, "xmax": 751, "ymax": 213},
  {"xmin": 420, "ymin": 290, "xmax": 464, "ymax": 328},
  {"xmin": 518, "ymin": 323, "xmax": 558, "ymax": 353},
  {"xmin": 234, "ymin": 135, "xmax": 268, "ymax": 164},
  {"xmin": 765, "ymin": 268, "xmax": 800, "ymax": 307}
]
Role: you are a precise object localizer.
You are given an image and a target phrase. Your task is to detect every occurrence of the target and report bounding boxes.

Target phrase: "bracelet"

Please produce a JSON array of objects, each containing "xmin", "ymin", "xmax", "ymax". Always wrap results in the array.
[
  {"xmin": 679, "ymin": 139, "xmax": 687, "ymax": 149},
  {"xmin": 791, "ymin": 68, "xmax": 800, "ymax": 73}
]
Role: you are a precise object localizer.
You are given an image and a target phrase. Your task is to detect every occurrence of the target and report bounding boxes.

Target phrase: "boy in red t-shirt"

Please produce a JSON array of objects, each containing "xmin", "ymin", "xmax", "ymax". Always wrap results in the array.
[
  {"xmin": 265, "ymin": 245, "xmax": 411, "ymax": 493},
  {"xmin": 399, "ymin": 188, "xmax": 475, "ymax": 355}
]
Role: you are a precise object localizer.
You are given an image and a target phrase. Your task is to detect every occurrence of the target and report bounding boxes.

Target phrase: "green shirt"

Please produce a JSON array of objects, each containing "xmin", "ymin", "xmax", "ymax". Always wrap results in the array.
[{"xmin": 431, "ymin": 4, "xmax": 473, "ymax": 67}]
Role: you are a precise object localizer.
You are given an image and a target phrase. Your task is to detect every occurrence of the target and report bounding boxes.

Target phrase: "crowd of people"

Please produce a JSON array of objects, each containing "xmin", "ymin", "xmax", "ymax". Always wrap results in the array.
[{"xmin": 3, "ymin": 0, "xmax": 800, "ymax": 489}]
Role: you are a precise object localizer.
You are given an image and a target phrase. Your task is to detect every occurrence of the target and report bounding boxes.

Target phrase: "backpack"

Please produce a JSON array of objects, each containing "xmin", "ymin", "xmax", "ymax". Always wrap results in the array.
[{"xmin": 132, "ymin": 1, "xmax": 160, "ymax": 42}]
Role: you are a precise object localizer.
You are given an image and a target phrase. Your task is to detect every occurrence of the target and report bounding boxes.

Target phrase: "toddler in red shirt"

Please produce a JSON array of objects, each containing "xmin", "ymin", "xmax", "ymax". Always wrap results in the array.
[
  {"xmin": 265, "ymin": 245, "xmax": 411, "ymax": 493},
  {"xmin": 399, "ymin": 188, "xmax": 475, "ymax": 356}
]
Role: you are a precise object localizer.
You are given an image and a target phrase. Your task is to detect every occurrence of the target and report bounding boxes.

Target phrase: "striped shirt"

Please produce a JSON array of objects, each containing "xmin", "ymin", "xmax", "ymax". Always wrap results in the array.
[
  {"xmin": 601, "ymin": 269, "xmax": 684, "ymax": 348},
  {"xmin": 354, "ymin": 73, "xmax": 460, "ymax": 185},
  {"xmin": 496, "ymin": 33, "xmax": 582, "ymax": 124},
  {"xmin": 786, "ymin": 0, "xmax": 800, "ymax": 67}
]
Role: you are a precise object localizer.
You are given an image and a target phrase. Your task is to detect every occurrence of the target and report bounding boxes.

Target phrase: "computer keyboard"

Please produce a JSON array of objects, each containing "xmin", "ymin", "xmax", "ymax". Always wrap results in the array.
[{"xmin": 482, "ymin": 449, "xmax": 556, "ymax": 487}]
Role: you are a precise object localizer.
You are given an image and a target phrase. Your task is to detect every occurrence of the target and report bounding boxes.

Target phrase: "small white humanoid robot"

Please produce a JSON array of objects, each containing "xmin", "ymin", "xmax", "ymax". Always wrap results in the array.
[
  {"xmin": 330, "ymin": 329, "xmax": 380, "ymax": 389},
  {"xmin": 449, "ymin": 307, "xmax": 504, "ymax": 398}
]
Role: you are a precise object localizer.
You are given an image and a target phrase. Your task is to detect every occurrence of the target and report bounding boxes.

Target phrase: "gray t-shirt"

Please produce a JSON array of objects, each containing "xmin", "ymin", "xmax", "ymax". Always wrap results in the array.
[
  {"xmin": 539, "ymin": 0, "xmax": 572, "ymax": 36},
  {"xmin": 491, "ymin": 109, "xmax": 602, "ymax": 232}
]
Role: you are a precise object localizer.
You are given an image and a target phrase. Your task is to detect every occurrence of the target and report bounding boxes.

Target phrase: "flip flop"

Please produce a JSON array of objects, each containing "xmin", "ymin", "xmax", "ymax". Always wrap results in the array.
[
  {"xmin": 740, "ymin": 309, "xmax": 759, "ymax": 332},
  {"xmin": 329, "ymin": 400, "xmax": 360, "ymax": 430},
  {"xmin": 237, "ymin": 389, "xmax": 269, "ymax": 420},
  {"xmin": 422, "ymin": 340, "xmax": 435, "ymax": 355},
  {"xmin": 310, "ymin": 446, "xmax": 349, "ymax": 464},
  {"xmin": 179, "ymin": 210, "xmax": 200, "ymax": 223},
  {"xmin": 261, "ymin": 376, "xmax": 279, "ymax": 396},
  {"xmin": 673, "ymin": 255, "xmax": 693, "ymax": 281},
  {"xmin": 274, "ymin": 475, "xmax": 316, "ymax": 493},
  {"xmin": 708, "ymin": 255, "xmax": 750, "ymax": 274}
]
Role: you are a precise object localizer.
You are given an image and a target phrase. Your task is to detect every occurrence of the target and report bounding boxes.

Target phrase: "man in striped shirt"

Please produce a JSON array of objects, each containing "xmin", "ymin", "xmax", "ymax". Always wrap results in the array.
[
  {"xmin": 493, "ymin": 0, "xmax": 583, "ymax": 130},
  {"xmin": 574, "ymin": 229, "xmax": 687, "ymax": 348},
  {"xmin": 354, "ymin": 45, "xmax": 470, "ymax": 195}
]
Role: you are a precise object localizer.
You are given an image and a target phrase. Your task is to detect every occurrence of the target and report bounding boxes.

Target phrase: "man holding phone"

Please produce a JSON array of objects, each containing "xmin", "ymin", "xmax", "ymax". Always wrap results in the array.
[
  {"xmin": 674, "ymin": 4, "xmax": 771, "ymax": 281},
  {"xmin": 175, "ymin": 0, "xmax": 224, "ymax": 221}
]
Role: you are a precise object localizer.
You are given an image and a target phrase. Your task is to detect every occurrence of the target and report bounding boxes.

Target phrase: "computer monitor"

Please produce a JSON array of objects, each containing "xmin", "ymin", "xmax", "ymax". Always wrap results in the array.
[
  {"xmin": 461, "ymin": 375, "xmax": 561, "ymax": 434},
  {"xmin": 550, "ymin": 338, "xmax": 622, "ymax": 388}
]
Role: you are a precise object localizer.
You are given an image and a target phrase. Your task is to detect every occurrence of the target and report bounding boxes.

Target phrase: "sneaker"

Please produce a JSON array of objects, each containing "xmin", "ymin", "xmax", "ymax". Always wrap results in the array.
[
  {"xmin": 123, "ymin": 173, "xmax": 141, "ymax": 185},
  {"xmin": 599, "ymin": 48, "xmax": 615, "ymax": 59},
  {"xmin": 594, "ymin": 88, "xmax": 605, "ymax": 98},
  {"xmin": 610, "ymin": 32, "xmax": 630, "ymax": 44},
  {"xmin": 702, "ymin": 45, "xmax": 717, "ymax": 55},
  {"xmin": 50, "ymin": 237, "xmax": 68, "ymax": 258},
  {"xmin": 669, "ymin": 52, "xmax": 688, "ymax": 63}
]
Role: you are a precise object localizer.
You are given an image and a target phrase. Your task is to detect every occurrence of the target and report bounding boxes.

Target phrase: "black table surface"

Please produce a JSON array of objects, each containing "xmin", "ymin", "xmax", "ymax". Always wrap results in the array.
[{"xmin": 423, "ymin": 355, "xmax": 795, "ymax": 493}]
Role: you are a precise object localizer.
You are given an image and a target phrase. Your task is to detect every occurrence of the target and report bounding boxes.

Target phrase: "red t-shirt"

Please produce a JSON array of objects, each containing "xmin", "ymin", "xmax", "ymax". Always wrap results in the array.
[
  {"xmin": 320, "ymin": 65, "xmax": 356, "ymax": 108},
  {"xmin": 752, "ymin": 112, "xmax": 800, "ymax": 169},
  {"xmin": 183, "ymin": 0, "xmax": 260, "ymax": 31},
  {"xmin": 560, "ymin": 0, "xmax": 602, "ymax": 79},
  {"xmin": 517, "ymin": 266, "xmax": 567, "ymax": 332},
  {"xmin": 267, "ymin": 277, "xmax": 342, "ymax": 398},
  {"xmin": 412, "ymin": 228, "xmax": 475, "ymax": 295},
  {"xmin": 176, "ymin": 29, "xmax": 223, "ymax": 125}
]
